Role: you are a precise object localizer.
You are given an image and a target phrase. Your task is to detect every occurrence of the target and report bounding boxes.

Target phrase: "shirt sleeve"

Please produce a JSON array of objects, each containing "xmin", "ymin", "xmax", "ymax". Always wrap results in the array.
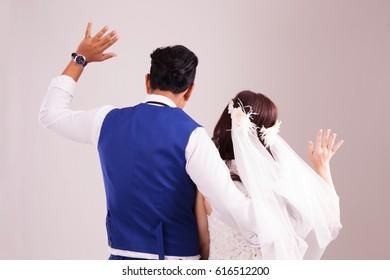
[
  {"xmin": 39, "ymin": 75, "xmax": 115, "ymax": 146},
  {"xmin": 185, "ymin": 127, "xmax": 258, "ymax": 238}
]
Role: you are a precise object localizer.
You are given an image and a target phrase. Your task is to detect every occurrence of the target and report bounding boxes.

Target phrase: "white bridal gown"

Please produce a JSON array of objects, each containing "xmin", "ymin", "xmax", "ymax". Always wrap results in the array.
[{"xmin": 208, "ymin": 161, "xmax": 263, "ymax": 260}]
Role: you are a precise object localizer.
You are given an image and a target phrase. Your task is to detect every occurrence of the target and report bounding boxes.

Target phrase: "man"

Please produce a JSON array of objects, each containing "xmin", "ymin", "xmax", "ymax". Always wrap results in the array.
[{"xmin": 39, "ymin": 22, "xmax": 256, "ymax": 260}]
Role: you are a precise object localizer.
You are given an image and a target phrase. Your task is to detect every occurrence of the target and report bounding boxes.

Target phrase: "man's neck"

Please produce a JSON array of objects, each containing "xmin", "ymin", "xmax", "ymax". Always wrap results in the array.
[{"xmin": 149, "ymin": 89, "xmax": 184, "ymax": 108}]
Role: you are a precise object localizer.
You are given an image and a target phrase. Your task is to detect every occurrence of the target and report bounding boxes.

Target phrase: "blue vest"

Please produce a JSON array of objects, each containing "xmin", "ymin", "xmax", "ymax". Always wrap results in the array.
[{"xmin": 97, "ymin": 103, "xmax": 201, "ymax": 259}]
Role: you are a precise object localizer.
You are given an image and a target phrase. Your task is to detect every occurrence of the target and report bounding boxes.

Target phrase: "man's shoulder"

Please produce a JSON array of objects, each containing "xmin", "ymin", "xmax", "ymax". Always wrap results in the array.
[{"xmin": 174, "ymin": 108, "xmax": 202, "ymax": 128}]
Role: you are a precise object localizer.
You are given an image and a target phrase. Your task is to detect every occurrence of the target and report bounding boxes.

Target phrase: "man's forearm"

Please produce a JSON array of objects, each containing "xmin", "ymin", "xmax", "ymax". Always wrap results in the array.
[
  {"xmin": 62, "ymin": 60, "xmax": 84, "ymax": 82},
  {"xmin": 186, "ymin": 128, "xmax": 257, "ymax": 235}
]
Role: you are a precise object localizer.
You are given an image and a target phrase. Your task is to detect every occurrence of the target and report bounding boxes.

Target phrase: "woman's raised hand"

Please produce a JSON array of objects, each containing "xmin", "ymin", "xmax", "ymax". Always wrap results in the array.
[{"xmin": 307, "ymin": 129, "xmax": 344, "ymax": 173}]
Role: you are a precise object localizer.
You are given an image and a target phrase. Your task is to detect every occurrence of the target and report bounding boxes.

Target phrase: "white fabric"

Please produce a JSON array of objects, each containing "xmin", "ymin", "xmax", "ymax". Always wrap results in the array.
[
  {"xmin": 39, "ymin": 76, "xmax": 176, "ymax": 146},
  {"xmin": 208, "ymin": 214, "xmax": 263, "ymax": 260},
  {"xmin": 39, "ymin": 75, "xmax": 259, "ymax": 258},
  {"xmin": 108, "ymin": 247, "xmax": 200, "ymax": 260},
  {"xmin": 228, "ymin": 102, "xmax": 342, "ymax": 259},
  {"xmin": 208, "ymin": 161, "xmax": 263, "ymax": 260}
]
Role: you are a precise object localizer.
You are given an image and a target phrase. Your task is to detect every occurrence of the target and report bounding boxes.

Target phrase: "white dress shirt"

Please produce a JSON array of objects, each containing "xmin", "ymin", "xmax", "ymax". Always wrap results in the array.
[{"xmin": 39, "ymin": 75, "xmax": 257, "ymax": 257}]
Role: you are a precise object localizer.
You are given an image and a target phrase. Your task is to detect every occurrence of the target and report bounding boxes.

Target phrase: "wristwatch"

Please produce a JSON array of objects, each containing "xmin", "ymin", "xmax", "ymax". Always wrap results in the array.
[{"xmin": 71, "ymin": 52, "xmax": 88, "ymax": 67}]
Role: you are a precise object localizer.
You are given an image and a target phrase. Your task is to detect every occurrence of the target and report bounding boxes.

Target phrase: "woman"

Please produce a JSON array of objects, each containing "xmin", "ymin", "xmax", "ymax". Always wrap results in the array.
[{"xmin": 196, "ymin": 91, "xmax": 343, "ymax": 259}]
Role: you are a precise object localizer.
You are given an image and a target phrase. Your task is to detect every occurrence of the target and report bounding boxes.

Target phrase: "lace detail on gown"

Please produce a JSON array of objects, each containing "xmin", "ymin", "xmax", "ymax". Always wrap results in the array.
[{"xmin": 208, "ymin": 161, "xmax": 263, "ymax": 260}]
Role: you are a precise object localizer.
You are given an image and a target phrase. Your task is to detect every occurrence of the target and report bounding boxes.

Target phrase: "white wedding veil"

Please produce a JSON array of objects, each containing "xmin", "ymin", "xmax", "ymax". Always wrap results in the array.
[{"xmin": 228, "ymin": 100, "xmax": 342, "ymax": 259}]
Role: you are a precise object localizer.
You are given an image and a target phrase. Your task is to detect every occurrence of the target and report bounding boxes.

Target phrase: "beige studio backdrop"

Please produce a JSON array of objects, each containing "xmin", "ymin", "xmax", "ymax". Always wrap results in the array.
[{"xmin": 1, "ymin": 0, "xmax": 389, "ymax": 259}]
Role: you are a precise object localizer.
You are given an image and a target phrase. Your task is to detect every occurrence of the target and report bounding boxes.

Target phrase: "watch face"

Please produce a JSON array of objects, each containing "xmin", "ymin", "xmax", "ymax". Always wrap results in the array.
[{"xmin": 75, "ymin": 55, "xmax": 86, "ymax": 65}]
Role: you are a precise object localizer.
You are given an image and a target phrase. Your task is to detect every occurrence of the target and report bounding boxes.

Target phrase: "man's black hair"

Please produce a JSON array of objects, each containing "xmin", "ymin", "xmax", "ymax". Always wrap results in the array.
[{"xmin": 150, "ymin": 45, "xmax": 198, "ymax": 94}]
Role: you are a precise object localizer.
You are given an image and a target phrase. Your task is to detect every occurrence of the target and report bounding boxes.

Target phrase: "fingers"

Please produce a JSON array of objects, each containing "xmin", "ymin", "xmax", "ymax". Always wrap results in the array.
[
  {"xmin": 79, "ymin": 23, "xmax": 119, "ymax": 62},
  {"xmin": 93, "ymin": 25, "xmax": 109, "ymax": 41},
  {"xmin": 328, "ymin": 132, "xmax": 336, "ymax": 151},
  {"xmin": 99, "ymin": 29, "xmax": 119, "ymax": 48},
  {"xmin": 324, "ymin": 129, "xmax": 344, "ymax": 154},
  {"xmin": 307, "ymin": 141, "xmax": 314, "ymax": 159},
  {"xmin": 85, "ymin": 21, "xmax": 92, "ymax": 39},
  {"xmin": 315, "ymin": 129, "xmax": 322, "ymax": 151},
  {"xmin": 316, "ymin": 128, "xmax": 344, "ymax": 155},
  {"xmin": 91, "ymin": 26, "xmax": 119, "ymax": 51},
  {"xmin": 101, "ymin": 52, "xmax": 118, "ymax": 61},
  {"xmin": 322, "ymin": 129, "xmax": 330, "ymax": 148},
  {"xmin": 332, "ymin": 139, "xmax": 344, "ymax": 154}
]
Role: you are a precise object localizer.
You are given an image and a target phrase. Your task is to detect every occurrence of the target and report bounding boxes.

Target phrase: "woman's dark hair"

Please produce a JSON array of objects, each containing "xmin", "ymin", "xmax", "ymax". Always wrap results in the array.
[
  {"xmin": 149, "ymin": 45, "xmax": 198, "ymax": 94},
  {"xmin": 212, "ymin": 90, "xmax": 278, "ymax": 162}
]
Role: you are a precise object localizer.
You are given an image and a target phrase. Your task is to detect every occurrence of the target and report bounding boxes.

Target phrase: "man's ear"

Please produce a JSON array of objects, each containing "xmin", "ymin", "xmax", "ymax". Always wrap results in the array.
[
  {"xmin": 145, "ymin": 74, "xmax": 151, "ymax": 94},
  {"xmin": 183, "ymin": 83, "xmax": 195, "ymax": 102}
]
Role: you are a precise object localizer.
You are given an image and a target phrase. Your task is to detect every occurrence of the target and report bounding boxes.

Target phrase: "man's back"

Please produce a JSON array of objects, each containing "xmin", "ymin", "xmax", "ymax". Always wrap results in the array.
[{"xmin": 98, "ymin": 104, "xmax": 201, "ymax": 258}]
